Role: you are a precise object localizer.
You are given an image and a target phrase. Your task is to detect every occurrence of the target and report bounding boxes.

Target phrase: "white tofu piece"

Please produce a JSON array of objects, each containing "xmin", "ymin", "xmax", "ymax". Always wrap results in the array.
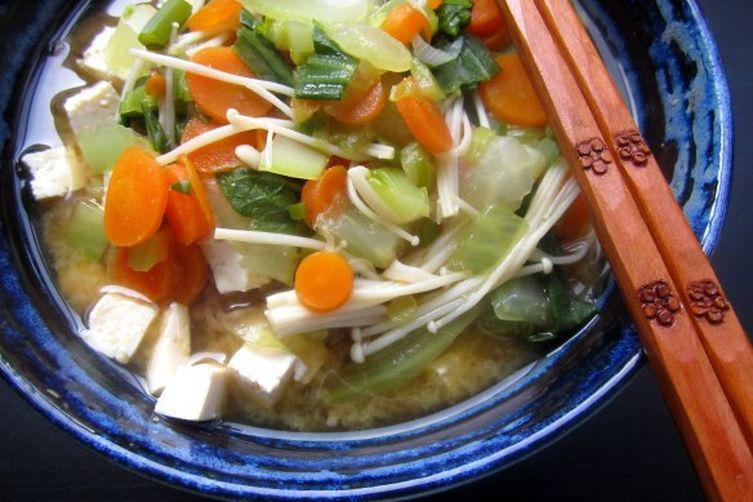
[
  {"xmin": 63, "ymin": 81, "xmax": 120, "ymax": 136},
  {"xmin": 200, "ymin": 240, "xmax": 271, "ymax": 295},
  {"xmin": 78, "ymin": 27, "xmax": 116, "ymax": 81},
  {"xmin": 155, "ymin": 363, "xmax": 228, "ymax": 421},
  {"xmin": 22, "ymin": 146, "xmax": 88, "ymax": 200},
  {"xmin": 228, "ymin": 344, "xmax": 299, "ymax": 407},
  {"xmin": 82, "ymin": 293, "xmax": 159, "ymax": 364},
  {"xmin": 145, "ymin": 303, "xmax": 191, "ymax": 395}
]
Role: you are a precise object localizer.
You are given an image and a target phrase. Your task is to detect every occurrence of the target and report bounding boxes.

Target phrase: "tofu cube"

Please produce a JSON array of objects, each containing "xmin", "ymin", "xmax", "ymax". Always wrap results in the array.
[
  {"xmin": 22, "ymin": 146, "xmax": 88, "ymax": 200},
  {"xmin": 78, "ymin": 27, "xmax": 116, "ymax": 81},
  {"xmin": 155, "ymin": 363, "xmax": 228, "ymax": 421},
  {"xmin": 201, "ymin": 240, "xmax": 271, "ymax": 295},
  {"xmin": 82, "ymin": 293, "xmax": 159, "ymax": 364},
  {"xmin": 145, "ymin": 303, "xmax": 191, "ymax": 395},
  {"xmin": 63, "ymin": 81, "xmax": 120, "ymax": 136},
  {"xmin": 228, "ymin": 344, "xmax": 299, "ymax": 407}
]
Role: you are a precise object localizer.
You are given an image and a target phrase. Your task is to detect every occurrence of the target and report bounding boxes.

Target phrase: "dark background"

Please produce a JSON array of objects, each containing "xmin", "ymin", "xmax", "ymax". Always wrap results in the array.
[{"xmin": 1, "ymin": 0, "xmax": 751, "ymax": 500}]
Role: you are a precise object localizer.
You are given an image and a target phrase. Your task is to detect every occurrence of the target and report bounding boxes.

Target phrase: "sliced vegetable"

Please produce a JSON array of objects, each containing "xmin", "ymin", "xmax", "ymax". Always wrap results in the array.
[
  {"xmin": 491, "ymin": 276, "xmax": 552, "ymax": 325},
  {"xmin": 547, "ymin": 271, "xmax": 598, "ymax": 331},
  {"xmin": 127, "ymin": 227, "xmax": 171, "ymax": 272},
  {"xmin": 111, "ymin": 244, "xmax": 176, "ymax": 302},
  {"xmin": 171, "ymin": 243, "xmax": 209, "ymax": 305},
  {"xmin": 180, "ymin": 118, "xmax": 257, "ymax": 175},
  {"xmin": 294, "ymin": 27, "xmax": 358, "ymax": 101},
  {"xmin": 469, "ymin": 0, "xmax": 504, "ymax": 37},
  {"xmin": 432, "ymin": 35, "xmax": 499, "ymax": 94},
  {"xmin": 449, "ymin": 204, "xmax": 528, "ymax": 273},
  {"xmin": 104, "ymin": 147, "xmax": 168, "ymax": 247},
  {"xmin": 186, "ymin": 46, "xmax": 274, "ymax": 123},
  {"xmin": 119, "ymin": 79, "xmax": 159, "ymax": 123},
  {"xmin": 67, "ymin": 201, "xmax": 107, "ymax": 261},
  {"xmin": 138, "ymin": 0, "xmax": 193, "ymax": 49},
  {"xmin": 465, "ymin": 126, "xmax": 496, "ymax": 165},
  {"xmin": 370, "ymin": 0, "xmax": 438, "ymax": 35},
  {"xmin": 217, "ymin": 168, "xmax": 305, "ymax": 234},
  {"xmin": 288, "ymin": 202, "xmax": 306, "ymax": 221},
  {"xmin": 294, "ymin": 251, "xmax": 354, "ymax": 313},
  {"xmin": 410, "ymin": 58, "xmax": 445, "ymax": 101},
  {"xmin": 479, "ymin": 53, "xmax": 548, "ymax": 127},
  {"xmin": 164, "ymin": 161, "xmax": 215, "ymax": 245},
  {"xmin": 436, "ymin": 0, "xmax": 472, "ymax": 36},
  {"xmin": 235, "ymin": 21, "xmax": 295, "ymax": 86},
  {"xmin": 366, "ymin": 168, "xmax": 430, "ymax": 224},
  {"xmin": 145, "ymin": 71, "xmax": 167, "ymax": 98},
  {"xmin": 327, "ymin": 22, "xmax": 412, "ymax": 72},
  {"xmin": 380, "ymin": 4, "xmax": 429, "ymax": 43},
  {"xmin": 324, "ymin": 78, "xmax": 387, "ymax": 126},
  {"xmin": 325, "ymin": 310, "xmax": 478, "ymax": 401},
  {"xmin": 78, "ymin": 123, "xmax": 149, "ymax": 174},
  {"xmin": 395, "ymin": 85, "xmax": 453, "ymax": 154},
  {"xmin": 260, "ymin": 135, "xmax": 328, "ymax": 180},
  {"xmin": 239, "ymin": 0, "xmax": 372, "ymax": 25},
  {"xmin": 400, "ymin": 142, "xmax": 436, "ymax": 189},
  {"xmin": 480, "ymin": 23, "xmax": 511, "ymax": 51},
  {"xmin": 142, "ymin": 102, "xmax": 169, "ymax": 153},
  {"xmin": 411, "ymin": 34, "xmax": 462, "ymax": 68},
  {"xmin": 554, "ymin": 193, "xmax": 591, "ymax": 243},
  {"xmin": 301, "ymin": 165, "xmax": 347, "ymax": 225},
  {"xmin": 386, "ymin": 295, "xmax": 418, "ymax": 323},
  {"xmin": 188, "ymin": 0, "xmax": 242, "ymax": 35},
  {"xmin": 103, "ymin": 4, "xmax": 156, "ymax": 79},
  {"xmin": 284, "ymin": 21, "xmax": 315, "ymax": 63}
]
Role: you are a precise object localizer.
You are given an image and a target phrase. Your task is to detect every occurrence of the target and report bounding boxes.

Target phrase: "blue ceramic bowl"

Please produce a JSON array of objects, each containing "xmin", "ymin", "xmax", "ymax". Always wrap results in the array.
[{"xmin": 0, "ymin": 0, "xmax": 731, "ymax": 498}]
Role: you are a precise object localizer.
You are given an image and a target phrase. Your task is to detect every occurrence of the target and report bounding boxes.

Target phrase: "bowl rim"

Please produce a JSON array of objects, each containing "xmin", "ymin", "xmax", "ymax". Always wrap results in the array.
[{"xmin": 0, "ymin": 0, "xmax": 733, "ymax": 498}]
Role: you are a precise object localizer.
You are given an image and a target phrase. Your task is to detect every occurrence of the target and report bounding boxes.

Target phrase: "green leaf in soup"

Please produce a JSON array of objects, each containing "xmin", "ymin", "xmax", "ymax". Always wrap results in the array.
[
  {"xmin": 217, "ymin": 169, "xmax": 305, "ymax": 235},
  {"xmin": 547, "ymin": 271, "xmax": 598, "ymax": 331},
  {"xmin": 436, "ymin": 0, "xmax": 473, "ymax": 37}
]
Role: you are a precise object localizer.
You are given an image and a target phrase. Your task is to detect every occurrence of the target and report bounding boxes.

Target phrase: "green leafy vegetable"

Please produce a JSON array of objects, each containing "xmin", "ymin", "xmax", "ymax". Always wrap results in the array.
[
  {"xmin": 171, "ymin": 180, "xmax": 192, "ymax": 194},
  {"xmin": 235, "ymin": 21, "xmax": 295, "ymax": 86},
  {"xmin": 547, "ymin": 271, "xmax": 598, "ymax": 331},
  {"xmin": 138, "ymin": 0, "xmax": 192, "ymax": 49},
  {"xmin": 436, "ymin": 0, "xmax": 473, "ymax": 37},
  {"xmin": 217, "ymin": 169, "xmax": 305, "ymax": 235},
  {"xmin": 142, "ymin": 102, "xmax": 169, "ymax": 153},
  {"xmin": 294, "ymin": 26, "xmax": 358, "ymax": 100},
  {"xmin": 432, "ymin": 35, "xmax": 499, "ymax": 94},
  {"xmin": 67, "ymin": 201, "xmax": 107, "ymax": 261}
]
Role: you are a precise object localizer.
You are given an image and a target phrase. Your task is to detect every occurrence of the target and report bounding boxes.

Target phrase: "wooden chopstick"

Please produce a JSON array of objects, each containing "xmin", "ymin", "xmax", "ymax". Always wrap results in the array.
[
  {"xmin": 535, "ymin": 0, "xmax": 753, "ymax": 449},
  {"xmin": 496, "ymin": 1, "xmax": 753, "ymax": 499}
]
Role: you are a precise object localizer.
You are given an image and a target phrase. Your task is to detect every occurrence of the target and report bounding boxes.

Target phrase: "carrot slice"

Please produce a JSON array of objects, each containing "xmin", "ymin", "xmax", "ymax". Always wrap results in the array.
[
  {"xmin": 479, "ymin": 53, "xmax": 548, "ymax": 128},
  {"xmin": 381, "ymin": 4, "xmax": 430, "ymax": 43},
  {"xmin": 186, "ymin": 47, "xmax": 273, "ymax": 123},
  {"xmin": 555, "ymin": 193, "xmax": 591, "ymax": 243},
  {"xmin": 164, "ymin": 162, "xmax": 215, "ymax": 245},
  {"xmin": 180, "ymin": 118, "xmax": 257, "ymax": 175},
  {"xmin": 295, "ymin": 251, "xmax": 354, "ymax": 313},
  {"xmin": 171, "ymin": 243, "xmax": 209, "ymax": 305},
  {"xmin": 395, "ymin": 91, "xmax": 453, "ymax": 154},
  {"xmin": 301, "ymin": 165, "xmax": 348, "ymax": 226},
  {"xmin": 427, "ymin": 0, "xmax": 443, "ymax": 8},
  {"xmin": 324, "ymin": 79, "xmax": 388, "ymax": 126},
  {"xmin": 111, "ymin": 245, "xmax": 176, "ymax": 303},
  {"xmin": 105, "ymin": 147, "xmax": 168, "ymax": 248},
  {"xmin": 187, "ymin": 0, "xmax": 242, "ymax": 35},
  {"xmin": 470, "ymin": 0, "xmax": 505, "ymax": 37},
  {"xmin": 145, "ymin": 71, "xmax": 167, "ymax": 98},
  {"xmin": 481, "ymin": 23, "xmax": 511, "ymax": 51}
]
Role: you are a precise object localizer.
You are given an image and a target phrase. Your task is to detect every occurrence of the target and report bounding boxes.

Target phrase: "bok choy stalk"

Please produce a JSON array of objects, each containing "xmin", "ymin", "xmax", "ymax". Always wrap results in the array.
[
  {"xmin": 325, "ymin": 22, "xmax": 412, "ymax": 72},
  {"xmin": 235, "ymin": 16, "xmax": 295, "ymax": 86},
  {"xmin": 239, "ymin": 0, "xmax": 372, "ymax": 25},
  {"xmin": 259, "ymin": 135, "xmax": 328, "ymax": 180},
  {"xmin": 67, "ymin": 201, "xmax": 107, "ymax": 261},
  {"xmin": 294, "ymin": 26, "xmax": 358, "ymax": 101},
  {"xmin": 400, "ymin": 142, "xmax": 436, "ymax": 189},
  {"xmin": 78, "ymin": 123, "xmax": 150, "ymax": 173},
  {"xmin": 351, "ymin": 167, "xmax": 431, "ymax": 226},
  {"xmin": 138, "ymin": 0, "xmax": 192, "ymax": 49}
]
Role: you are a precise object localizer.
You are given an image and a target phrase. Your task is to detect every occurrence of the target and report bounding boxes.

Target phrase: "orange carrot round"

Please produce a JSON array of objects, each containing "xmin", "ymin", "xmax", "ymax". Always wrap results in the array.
[
  {"xmin": 186, "ymin": 47, "xmax": 274, "ymax": 123},
  {"xmin": 187, "ymin": 0, "xmax": 242, "ymax": 35},
  {"xmin": 105, "ymin": 147, "xmax": 168, "ymax": 248},
  {"xmin": 470, "ymin": 0, "xmax": 505, "ymax": 38},
  {"xmin": 427, "ymin": 0, "xmax": 443, "ymax": 9},
  {"xmin": 171, "ymin": 243, "xmax": 209, "ymax": 305},
  {"xmin": 381, "ymin": 4, "xmax": 430, "ymax": 43},
  {"xmin": 295, "ymin": 251, "xmax": 354, "ymax": 313},
  {"xmin": 479, "ymin": 53, "xmax": 548, "ymax": 127},
  {"xmin": 180, "ymin": 118, "xmax": 260, "ymax": 175},
  {"xmin": 145, "ymin": 71, "xmax": 167, "ymax": 98},
  {"xmin": 301, "ymin": 165, "xmax": 348, "ymax": 226},
  {"xmin": 396, "ymin": 92, "xmax": 453, "ymax": 154},
  {"xmin": 164, "ymin": 161, "xmax": 215, "ymax": 245},
  {"xmin": 325, "ymin": 79, "xmax": 387, "ymax": 126},
  {"xmin": 111, "ymin": 245, "xmax": 176, "ymax": 302}
]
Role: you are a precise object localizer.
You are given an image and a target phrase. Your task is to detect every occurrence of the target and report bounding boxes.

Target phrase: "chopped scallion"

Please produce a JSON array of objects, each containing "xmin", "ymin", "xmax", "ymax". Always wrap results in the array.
[{"xmin": 138, "ymin": 0, "xmax": 192, "ymax": 49}]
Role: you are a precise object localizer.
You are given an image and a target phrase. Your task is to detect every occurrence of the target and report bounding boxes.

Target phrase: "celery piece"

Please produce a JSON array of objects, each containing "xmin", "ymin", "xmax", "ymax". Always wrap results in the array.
[
  {"xmin": 67, "ymin": 201, "xmax": 107, "ymax": 261},
  {"xmin": 78, "ymin": 123, "xmax": 148, "ymax": 174},
  {"xmin": 260, "ymin": 135, "xmax": 327, "ymax": 180},
  {"xmin": 491, "ymin": 276, "xmax": 552, "ymax": 325},
  {"xmin": 240, "ymin": 0, "xmax": 372, "ymax": 25},
  {"xmin": 367, "ymin": 168, "xmax": 430, "ymax": 225},
  {"xmin": 324, "ymin": 310, "xmax": 479, "ymax": 402},
  {"xmin": 104, "ymin": 4, "xmax": 156, "ymax": 79},
  {"xmin": 465, "ymin": 127, "xmax": 497, "ymax": 165},
  {"xmin": 285, "ymin": 21, "xmax": 315, "ymax": 64},
  {"xmin": 410, "ymin": 58, "xmax": 445, "ymax": 102},
  {"xmin": 532, "ymin": 137, "xmax": 560, "ymax": 167},
  {"xmin": 317, "ymin": 203, "xmax": 401, "ymax": 268},
  {"xmin": 400, "ymin": 142, "xmax": 436, "ymax": 189},
  {"xmin": 138, "ymin": 0, "xmax": 192, "ymax": 49},
  {"xmin": 235, "ymin": 25, "xmax": 295, "ymax": 86},
  {"xmin": 449, "ymin": 205, "xmax": 528, "ymax": 273},
  {"xmin": 127, "ymin": 229, "xmax": 170, "ymax": 272},
  {"xmin": 326, "ymin": 22, "xmax": 412, "ymax": 72},
  {"xmin": 236, "ymin": 241, "xmax": 299, "ymax": 285}
]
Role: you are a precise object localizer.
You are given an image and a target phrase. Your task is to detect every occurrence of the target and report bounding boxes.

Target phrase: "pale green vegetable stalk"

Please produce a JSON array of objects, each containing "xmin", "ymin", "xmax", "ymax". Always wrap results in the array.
[
  {"xmin": 77, "ymin": 124, "xmax": 150, "ymax": 173},
  {"xmin": 326, "ymin": 23, "xmax": 412, "ymax": 72},
  {"xmin": 366, "ymin": 168, "xmax": 430, "ymax": 225},
  {"xmin": 67, "ymin": 201, "xmax": 107, "ymax": 261},
  {"xmin": 240, "ymin": 0, "xmax": 372, "ymax": 25},
  {"xmin": 104, "ymin": 4, "xmax": 156, "ymax": 79},
  {"xmin": 260, "ymin": 135, "xmax": 328, "ymax": 180}
]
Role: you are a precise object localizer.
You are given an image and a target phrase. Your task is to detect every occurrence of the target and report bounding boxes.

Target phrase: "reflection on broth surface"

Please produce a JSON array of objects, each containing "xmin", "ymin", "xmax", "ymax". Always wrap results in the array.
[{"xmin": 24, "ymin": 0, "xmax": 609, "ymax": 430}]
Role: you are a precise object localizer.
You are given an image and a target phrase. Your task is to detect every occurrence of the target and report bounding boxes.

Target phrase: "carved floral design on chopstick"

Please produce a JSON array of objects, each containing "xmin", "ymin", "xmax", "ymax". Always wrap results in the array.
[
  {"xmin": 576, "ymin": 137, "xmax": 612, "ymax": 175},
  {"xmin": 615, "ymin": 130, "xmax": 651, "ymax": 167},
  {"xmin": 687, "ymin": 279, "xmax": 730, "ymax": 325},
  {"xmin": 638, "ymin": 280, "xmax": 681, "ymax": 327}
]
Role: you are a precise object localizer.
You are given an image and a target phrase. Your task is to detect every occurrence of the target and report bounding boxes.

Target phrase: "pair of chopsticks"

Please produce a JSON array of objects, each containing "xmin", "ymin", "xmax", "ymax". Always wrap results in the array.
[{"xmin": 496, "ymin": 0, "xmax": 753, "ymax": 499}]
